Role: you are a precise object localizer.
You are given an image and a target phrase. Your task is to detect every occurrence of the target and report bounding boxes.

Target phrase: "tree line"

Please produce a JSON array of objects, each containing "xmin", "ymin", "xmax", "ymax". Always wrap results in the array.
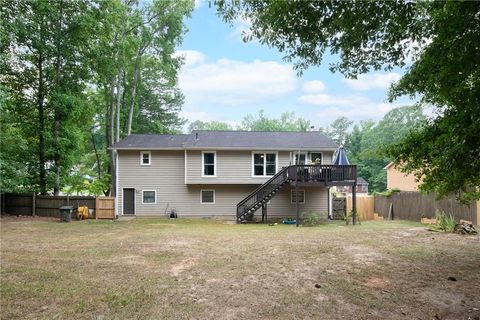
[{"xmin": 1, "ymin": 0, "xmax": 194, "ymax": 196}]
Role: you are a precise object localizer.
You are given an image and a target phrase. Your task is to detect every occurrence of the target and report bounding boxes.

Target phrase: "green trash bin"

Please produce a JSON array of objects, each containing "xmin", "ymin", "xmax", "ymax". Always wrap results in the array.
[{"xmin": 59, "ymin": 206, "xmax": 73, "ymax": 222}]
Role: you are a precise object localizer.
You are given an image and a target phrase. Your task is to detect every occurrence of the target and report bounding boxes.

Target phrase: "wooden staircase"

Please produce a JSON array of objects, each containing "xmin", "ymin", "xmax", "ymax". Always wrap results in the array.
[{"xmin": 236, "ymin": 166, "xmax": 289, "ymax": 223}]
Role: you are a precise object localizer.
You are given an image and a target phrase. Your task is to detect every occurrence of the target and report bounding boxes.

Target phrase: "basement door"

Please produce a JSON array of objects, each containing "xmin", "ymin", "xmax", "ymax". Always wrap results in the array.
[{"xmin": 123, "ymin": 188, "xmax": 135, "ymax": 215}]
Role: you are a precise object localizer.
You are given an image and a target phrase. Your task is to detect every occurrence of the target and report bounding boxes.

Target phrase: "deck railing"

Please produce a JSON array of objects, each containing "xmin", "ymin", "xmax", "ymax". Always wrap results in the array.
[{"xmin": 287, "ymin": 164, "xmax": 357, "ymax": 182}]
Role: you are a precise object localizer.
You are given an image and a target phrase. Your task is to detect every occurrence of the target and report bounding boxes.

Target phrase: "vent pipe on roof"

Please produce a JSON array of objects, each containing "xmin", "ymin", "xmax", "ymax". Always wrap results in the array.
[{"xmin": 195, "ymin": 132, "xmax": 198, "ymax": 140}]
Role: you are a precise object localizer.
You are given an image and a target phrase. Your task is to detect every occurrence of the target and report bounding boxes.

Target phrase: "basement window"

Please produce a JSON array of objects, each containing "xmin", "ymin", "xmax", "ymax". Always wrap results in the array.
[
  {"xmin": 201, "ymin": 190, "xmax": 215, "ymax": 204},
  {"xmin": 142, "ymin": 190, "xmax": 156, "ymax": 204},
  {"xmin": 291, "ymin": 190, "xmax": 305, "ymax": 204}
]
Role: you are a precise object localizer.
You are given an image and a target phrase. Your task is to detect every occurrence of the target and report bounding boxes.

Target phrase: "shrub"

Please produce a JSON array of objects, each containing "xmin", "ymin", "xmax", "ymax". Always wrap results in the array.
[
  {"xmin": 301, "ymin": 212, "xmax": 327, "ymax": 226},
  {"xmin": 373, "ymin": 188, "xmax": 401, "ymax": 197},
  {"xmin": 345, "ymin": 210, "xmax": 361, "ymax": 225},
  {"xmin": 428, "ymin": 210, "xmax": 456, "ymax": 233}
]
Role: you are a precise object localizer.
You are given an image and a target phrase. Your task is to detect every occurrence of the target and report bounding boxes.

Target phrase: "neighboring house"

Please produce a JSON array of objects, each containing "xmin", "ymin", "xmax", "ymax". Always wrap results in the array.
[
  {"xmin": 336, "ymin": 177, "xmax": 369, "ymax": 194},
  {"xmin": 112, "ymin": 131, "xmax": 357, "ymax": 222},
  {"xmin": 384, "ymin": 162, "xmax": 420, "ymax": 191}
]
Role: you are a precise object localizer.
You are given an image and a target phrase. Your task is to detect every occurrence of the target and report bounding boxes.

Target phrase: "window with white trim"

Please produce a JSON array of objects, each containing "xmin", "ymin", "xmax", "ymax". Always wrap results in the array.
[
  {"xmin": 140, "ymin": 151, "xmax": 151, "ymax": 165},
  {"xmin": 291, "ymin": 190, "xmax": 305, "ymax": 204},
  {"xmin": 200, "ymin": 190, "xmax": 215, "ymax": 204},
  {"xmin": 202, "ymin": 152, "xmax": 216, "ymax": 176},
  {"xmin": 142, "ymin": 190, "xmax": 156, "ymax": 204},
  {"xmin": 253, "ymin": 152, "xmax": 277, "ymax": 176}
]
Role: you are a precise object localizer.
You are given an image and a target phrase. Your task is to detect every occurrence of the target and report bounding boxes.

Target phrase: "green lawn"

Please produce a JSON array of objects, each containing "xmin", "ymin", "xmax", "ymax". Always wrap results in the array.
[{"xmin": 1, "ymin": 217, "xmax": 479, "ymax": 319}]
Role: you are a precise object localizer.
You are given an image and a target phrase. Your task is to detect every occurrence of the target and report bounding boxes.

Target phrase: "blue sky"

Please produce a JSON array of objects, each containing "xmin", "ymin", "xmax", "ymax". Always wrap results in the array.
[{"xmin": 177, "ymin": 2, "xmax": 413, "ymax": 129}]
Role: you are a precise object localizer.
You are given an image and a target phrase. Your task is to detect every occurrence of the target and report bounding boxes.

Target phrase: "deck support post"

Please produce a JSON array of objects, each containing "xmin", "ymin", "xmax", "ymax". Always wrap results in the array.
[
  {"xmin": 262, "ymin": 203, "xmax": 267, "ymax": 223},
  {"xmin": 352, "ymin": 182, "xmax": 357, "ymax": 225},
  {"xmin": 295, "ymin": 186, "xmax": 299, "ymax": 227}
]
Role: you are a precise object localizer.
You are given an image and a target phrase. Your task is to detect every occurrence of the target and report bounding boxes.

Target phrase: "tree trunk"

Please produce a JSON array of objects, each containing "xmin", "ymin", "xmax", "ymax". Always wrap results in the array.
[
  {"xmin": 108, "ymin": 82, "xmax": 116, "ymax": 197},
  {"xmin": 37, "ymin": 51, "xmax": 46, "ymax": 195},
  {"xmin": 91, "ymin": 129, "xmax": 101, "ymax": 179},
  {"xmin": 127, "ymin": 56, "xmax": 141, "ymax": 136},
  {"xmin": 53, "ymin": 0, "xmax": 63, "ymax": 196},
  {"xmin": 115, "ymin": 72, "xmax": 122, "ymax": 143}
]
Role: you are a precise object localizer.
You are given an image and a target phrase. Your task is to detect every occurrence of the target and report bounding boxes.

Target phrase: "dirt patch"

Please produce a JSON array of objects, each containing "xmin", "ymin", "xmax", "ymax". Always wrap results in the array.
[
  {"xmin": 171, "ymin": 258, "xmax": 196, "ymax": 276},
  {"xmin": 343, "ymin": 244, "xmax": 385, "ymax": 265},
  {"xmin": 364, "ymin": 277, "xmax": 392, "ymax": 290}
]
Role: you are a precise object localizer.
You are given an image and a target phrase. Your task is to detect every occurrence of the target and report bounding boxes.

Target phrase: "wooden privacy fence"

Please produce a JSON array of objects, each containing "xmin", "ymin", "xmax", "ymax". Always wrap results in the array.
[
  {"xmin": 374, "ymin": 191, "xmax": 479, "ymax": 225},
  {"xmin": 0, "ymin": 193, "xmax": 115, "ymax": 219},
  {"xmin": 347, "ymin": 195, "xmax": 375, "ymax": 221}
]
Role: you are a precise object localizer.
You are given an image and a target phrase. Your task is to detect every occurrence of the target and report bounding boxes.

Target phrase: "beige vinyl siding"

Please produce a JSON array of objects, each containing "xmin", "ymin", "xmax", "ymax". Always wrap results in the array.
[
  {"xmin": 186, "ymin": 150, "xmax": 334, "ymax": 184},
  {"xmin": 117, "ymin": 150, "xmax": 328, "ymax": 219},
  {"xmin": 267, "ymin": 186, "xmax": 329, "ymax": 219},
  {"xmin": 322, "ymin": 152, "xmax": 333, "ymax": 165}
]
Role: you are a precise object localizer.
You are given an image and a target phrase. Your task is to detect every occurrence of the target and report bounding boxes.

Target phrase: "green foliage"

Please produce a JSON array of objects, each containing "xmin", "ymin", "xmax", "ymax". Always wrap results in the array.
[
  {"xmin": 1, "ymin": 0, "xmax": 193, "ymax": 194},
  {"xmin": 301, "ymin": 212, "xmax": 327, "ymax": 227},
  {"xmin": 345, "ymin": 106, "xmax": 426, "ymax": 193},
  {"xmin": 217, "ymin": 1, "xmax": 480, "ymax": 200},
  {"xmin": 188, "ymin": 120, "xmax": 233, "ymax": 132},
  {"xmin": 239, "ymin": 110, "xmax": 311, "ymax": 131},
  {"xmin": 344, "ymin": 210, "xmax": 360, "ymax": 226},
  {"xmin": 428, "ymin": 210, "xmax": 456, "ymax": 233},
  {"xmin": 373, "ymin": 188, "xmax": 401, "ymax": 197},
  {"xmin": 320, "ymin": 117, "xmax": 353, "ymax": 146}
]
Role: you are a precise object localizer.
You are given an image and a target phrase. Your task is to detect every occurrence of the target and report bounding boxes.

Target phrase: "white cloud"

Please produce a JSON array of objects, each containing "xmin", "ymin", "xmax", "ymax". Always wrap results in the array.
[
  {"xmin": 174, "ymin": 50, "xmax": 206, "ymax": 68},
  {"xmin": 343, "ymin": 73, "xmax": 401, "ymax": 91},
  {"xmin": 179, "ymin": 55, "xmax": 297, "ymax": 106},
  {"xmin": 299, "ymin": 93, "xmax": 370, "ymax": 106},
  {"xmin": 302, "ymin": 80, "xmax": 326, "ymax": 93},
  {"xmin": 228, "ymin": 17, "xmax": 255, "ymax": 42},
  {"xmin": 194, "ymin": 0, "xmax": 202, "ymax": 9},
  {"xmin": 179, "ymin": 110, "xmax": 240, "ymax": 130},
  {"xmin": 298, "ymin": 92, "xmax": 400, "ymax": 126}
]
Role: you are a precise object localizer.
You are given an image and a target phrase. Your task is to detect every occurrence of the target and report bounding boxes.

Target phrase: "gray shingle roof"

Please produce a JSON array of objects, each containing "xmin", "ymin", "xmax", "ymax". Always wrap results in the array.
[
  {"xmin": 357, "ymin": 177, "xmax": 369, "ymax": 185},
  {"xmin": 112, "ymin": 131, "xmax": 338, "ymax": 150},
  {"xmin": 112, "ymin": 134, "xmax": 189, "ymax": 149}
]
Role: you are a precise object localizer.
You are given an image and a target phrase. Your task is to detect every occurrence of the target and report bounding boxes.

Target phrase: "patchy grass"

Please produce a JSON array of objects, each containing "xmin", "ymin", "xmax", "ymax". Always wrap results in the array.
[{"xmin": 1, "ymin": 216, "xmax": 479, "ymax": 319}]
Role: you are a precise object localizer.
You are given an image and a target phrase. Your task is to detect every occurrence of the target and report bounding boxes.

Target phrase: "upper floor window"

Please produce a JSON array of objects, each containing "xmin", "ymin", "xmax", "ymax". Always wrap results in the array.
[
  {"xmin": 253, "ymin": 152, "xmax": 277, "ymax": 176},
  {"xmin": 310, "ymin": 152, "xmax": 322, "ymax": 164},
  {"xmin": 140, "ymin": 151, "xmax": 151, "ymax": 166},
  {"xmin": 202, "ymin": 151, "xmax": 216, "ymax": 177}
]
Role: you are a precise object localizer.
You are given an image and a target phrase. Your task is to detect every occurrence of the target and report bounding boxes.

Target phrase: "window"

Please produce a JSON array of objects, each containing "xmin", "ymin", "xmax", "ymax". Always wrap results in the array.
[
  {"xmin": 142, "ymin": 190, "xmax": 156, "ymax": 204},
  {"xmin": 200, "ymin": 190, "xmax": 215, "ymax": 204},
  {"xmin": 252, "ymin": 152, "xmax": 277, "ymax": 176},
  {"xmin": 202, "ymin": 151, "xmax": 216, "ymax": 176},
  {"xmin": 291, "ymin": 190, "xmax": 305, "ymax": 204},
  {"xmin": 140, "ymin": 151, "xmax": 151, "ymax": 166},
  {"xmin": 310, "ymin": 152, "xmax": 322, "ymax": 164}
]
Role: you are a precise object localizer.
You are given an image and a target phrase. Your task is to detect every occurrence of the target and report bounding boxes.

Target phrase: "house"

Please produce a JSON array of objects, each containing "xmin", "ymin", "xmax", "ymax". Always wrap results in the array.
[
  {"xmin": 112, "ymin": 131, "xmax": 357, "ymax": 222},
  {"xmin": 384, "ymin": 162, "xmax": 420, "ymax": 191},
  {"xmin": 336, "ymin": 177, "xmax": 369, "ymax": 194}
]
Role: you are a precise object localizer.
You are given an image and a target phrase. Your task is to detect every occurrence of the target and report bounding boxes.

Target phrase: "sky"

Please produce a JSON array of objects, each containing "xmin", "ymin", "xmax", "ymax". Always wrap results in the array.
[{"xmin": 176, "ymin": 1, "xmax": 414, "ymax": 129}]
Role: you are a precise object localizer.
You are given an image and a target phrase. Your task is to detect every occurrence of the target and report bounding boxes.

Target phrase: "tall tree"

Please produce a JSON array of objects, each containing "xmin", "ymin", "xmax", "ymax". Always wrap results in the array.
[
  {"xmin": 321, "ymin": 116, "xmax": 353, "ymax": 146},
  {"xmin": 217, "ymin": 1, "xmax": 480, "ymax": 200},
  {"xmin": 91, "ymin": 0, "xmax": 193, "ymax": 195},
  {"xmin": 2, "ymin": 0, "xmax": 98, "ymax": 194}
]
